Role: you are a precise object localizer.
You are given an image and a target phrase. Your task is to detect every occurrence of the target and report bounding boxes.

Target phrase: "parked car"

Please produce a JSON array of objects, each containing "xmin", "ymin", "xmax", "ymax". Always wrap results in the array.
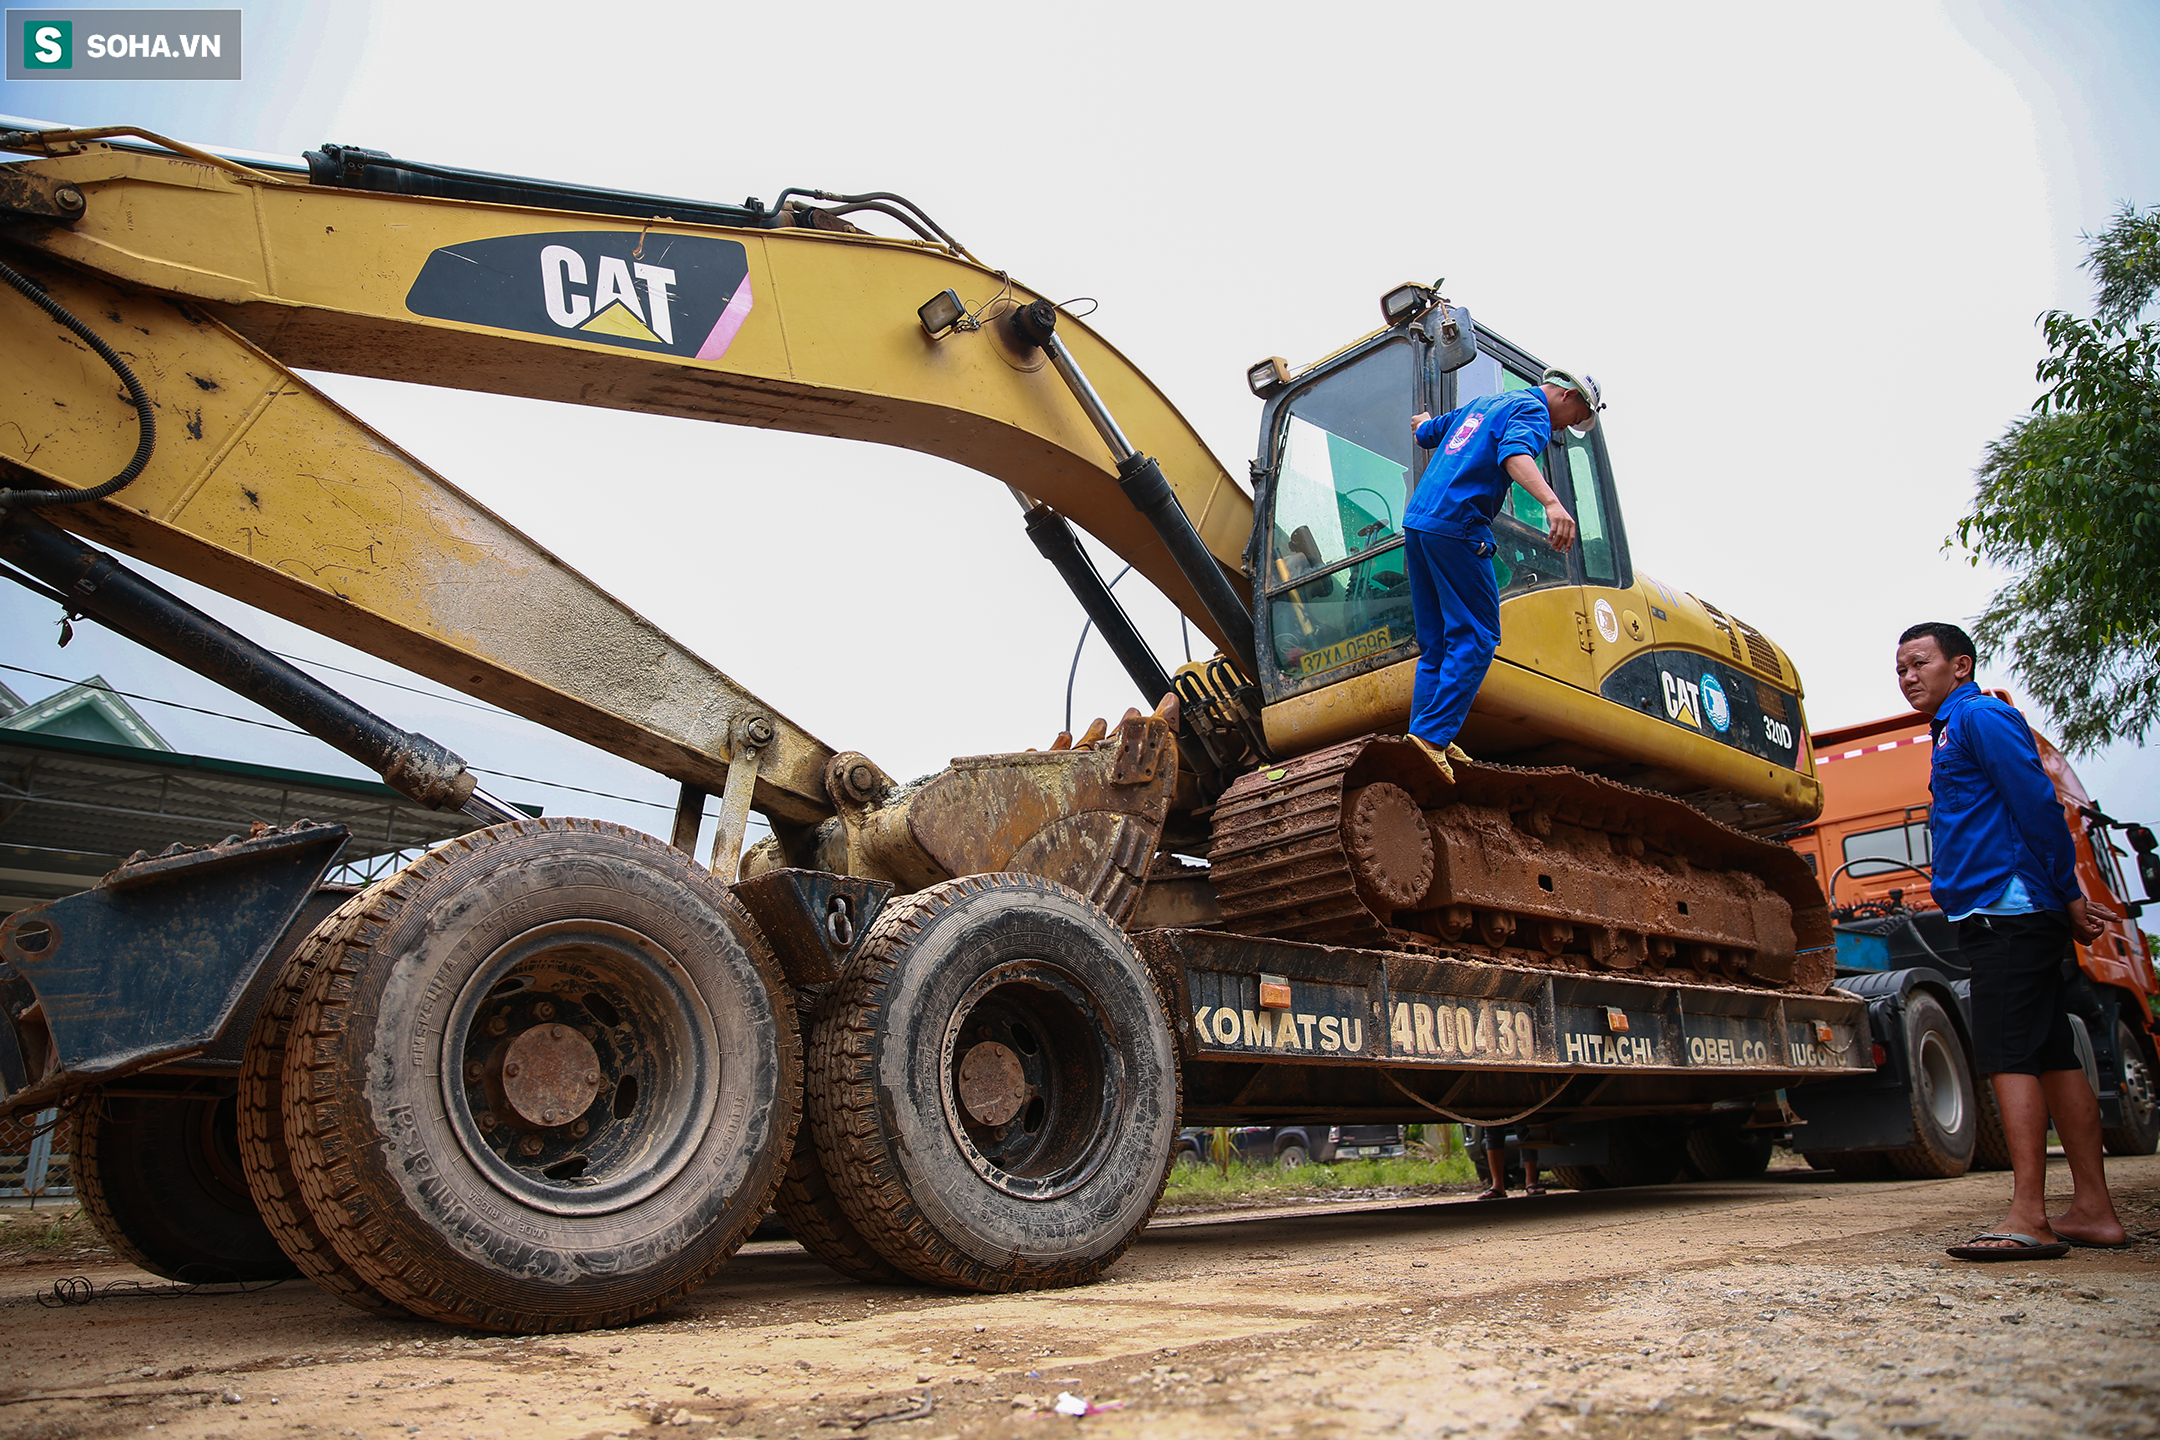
[{"xmin": 1172, "ymin": 1123, "xmax": 1405, "ymax": 1167}]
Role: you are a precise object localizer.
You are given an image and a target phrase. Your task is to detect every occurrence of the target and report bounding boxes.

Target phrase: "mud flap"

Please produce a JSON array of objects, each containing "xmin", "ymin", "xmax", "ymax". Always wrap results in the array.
[{"xmin": 0, "ymin": 823, "xmax": 347, "ymax": 1112}]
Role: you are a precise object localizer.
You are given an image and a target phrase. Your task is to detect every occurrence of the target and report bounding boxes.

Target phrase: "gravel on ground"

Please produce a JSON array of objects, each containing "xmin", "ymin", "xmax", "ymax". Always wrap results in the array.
[{"xmin": 0, "ymin": 1155, "xmax": 2152, "ymax": 1440}]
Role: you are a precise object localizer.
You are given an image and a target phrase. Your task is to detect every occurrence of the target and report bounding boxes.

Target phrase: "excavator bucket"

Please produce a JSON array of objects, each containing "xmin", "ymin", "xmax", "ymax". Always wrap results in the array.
[{"xmin": 762, "ymin": 700, "xmax": 1182, "ymax": 926}]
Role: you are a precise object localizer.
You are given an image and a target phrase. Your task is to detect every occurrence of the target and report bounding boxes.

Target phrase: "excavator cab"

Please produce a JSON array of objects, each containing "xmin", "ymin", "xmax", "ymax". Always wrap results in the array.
[{"xmin": 1249, "ymin": 311, "xmax": 1634, "ymax": 718}]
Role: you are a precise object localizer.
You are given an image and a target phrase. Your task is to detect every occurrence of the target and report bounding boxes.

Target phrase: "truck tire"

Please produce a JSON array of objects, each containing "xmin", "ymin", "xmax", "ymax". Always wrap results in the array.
[
  {"xmin": 2101, "ymin": 1019, "xmax": 2160, "ymax": 1157},
  {"xmin": 283, "ymin": 818, "xmax": 799, "ymax": 1332},
  {"xmin": 1594, "ymin": 1120, "xmax": 1684, "ymax": 1187},
  {"xmin": 236, "ymin": 884, "xmax": 411, "ymax": 1317},
  {"xmin": 76, "ymin": 1090, "xmax": 298, "ymax": 1283},
  {"xmin": 1683, "ymin": 1126, "xmax": 1775, "ymax": 1181},
  {"xmin": 1544, "ymin": 1165, "xmax": 1606, "ymax": 1191},
  {"xmin": 1882, "ymin": 993, "xmax": 1977, "ymax": 1178},
  {"xmin": 808, "ymin": 873, "xmax": 1178, "ymax": 1292},
  {"xmin": 1276, "ymin": 1141, "xmax": 1311, "ymax": 1168},
  {"xmin": 771, "ymin": 982, "xmax": 908, "ymax": 1286},
  {"xmin": 771, "ymin": 1131, "xmax": 908, "ymax": 1285}
]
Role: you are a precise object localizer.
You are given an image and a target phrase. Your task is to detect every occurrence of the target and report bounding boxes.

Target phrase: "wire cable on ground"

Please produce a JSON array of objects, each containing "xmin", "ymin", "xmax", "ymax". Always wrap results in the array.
[{"xmin": 37, "ymin": 1274, "xmax": 288, "ymax": 1306}]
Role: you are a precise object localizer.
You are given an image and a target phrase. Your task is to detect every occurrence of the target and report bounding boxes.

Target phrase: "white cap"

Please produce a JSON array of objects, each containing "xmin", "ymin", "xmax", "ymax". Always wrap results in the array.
[{"xmin": 1541, "ymin": 367, "xmax": 1604, "ymax": 437}]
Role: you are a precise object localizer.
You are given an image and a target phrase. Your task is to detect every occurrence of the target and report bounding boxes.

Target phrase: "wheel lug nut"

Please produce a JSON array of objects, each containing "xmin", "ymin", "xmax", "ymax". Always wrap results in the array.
[
  {"xmin": 487, "ymin": 1015, "xmax": 508, "ymax": 1036},
  {"xmin": 571, "ymin": 1120, "xmax": 588, "ymax": 1138},
  {"xmin": 583, "ymin": 1071, "xmax": 600, "ymax": 1087},
  {"xmin": 550, "ymin": 1024, "xmax": 566, "ymax": 1040},
  {"xmin": 504, "ymin": 1062, "xmax": 522, "ymax": 1080},
  {"xmin": 478, "ymin": 1112, "xmax": 497, "ymax": 1132},
  {"xmin": 518, "ymin": 1136, "xmax": 543, "ymax": 1157},
  {"xmin": 464, "ymin": 1061, "xmax": 482, "ymax": 1083},
  {"xmin": 534, "ymin": 1001, "xmax": 556, "ymax": 1020}
]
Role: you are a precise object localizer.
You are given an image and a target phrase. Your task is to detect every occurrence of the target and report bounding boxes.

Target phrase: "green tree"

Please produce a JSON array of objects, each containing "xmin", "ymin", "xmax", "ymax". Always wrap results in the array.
[{"xmin": 1957, "ymin": 205, "xmax": 2160, "ymax": 753}]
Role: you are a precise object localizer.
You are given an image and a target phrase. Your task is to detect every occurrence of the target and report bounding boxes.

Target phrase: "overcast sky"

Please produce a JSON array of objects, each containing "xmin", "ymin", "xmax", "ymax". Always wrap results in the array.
[{"xmin": 4, "ymin": 0, "xmax": 2155, "ymax": 863}]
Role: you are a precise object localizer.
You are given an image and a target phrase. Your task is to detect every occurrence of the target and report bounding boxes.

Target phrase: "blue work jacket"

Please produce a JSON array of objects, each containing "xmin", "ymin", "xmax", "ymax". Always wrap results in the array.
[
  {"xmin": 1405, "ymin": 389, "xmax": 1551, "ymax": 540},
  {"xmin": 1925, "ymin": 682, "xmax": 2081, "ymax": 917}
]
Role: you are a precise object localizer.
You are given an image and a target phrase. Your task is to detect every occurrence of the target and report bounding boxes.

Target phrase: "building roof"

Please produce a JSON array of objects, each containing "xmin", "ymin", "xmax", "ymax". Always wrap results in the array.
[
  {"xmin": 0, "ymin": 729, "xmax": 538, "ymax": 912},
  {"xmin": 0, "ymin": 675, "xmax": 173, "ymax": 750}
]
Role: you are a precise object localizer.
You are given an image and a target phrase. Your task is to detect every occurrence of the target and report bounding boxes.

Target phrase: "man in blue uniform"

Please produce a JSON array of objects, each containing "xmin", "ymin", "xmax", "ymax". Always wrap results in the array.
[
  {"xmin": 1404, "ymin": 369, "xmax": 1598, "ymax": 778},
  {"xmin": 1894, "ymin": 621, "xmax": 2128, "ymax": 1260}
]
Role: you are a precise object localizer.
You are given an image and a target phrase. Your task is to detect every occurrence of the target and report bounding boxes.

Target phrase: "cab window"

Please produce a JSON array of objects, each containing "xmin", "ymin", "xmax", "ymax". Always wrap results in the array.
[
  {"xmin": 1446, "ymin": 357, "xmax": 1549, "ymax": 533},
  {"xmin": 1558, "ymin": 430, "xmax": 1620, "ymax": 587},
  {"xmin": 1263, "ymin": 343, "xmax": 1417, "ymax": 689},
  {"xmin": 1843, "ymin": 821, "xmax": 1932, "ymax": 879},
  {"xmin": 1482, "ymin": 378, "xmax": 1571, "ymax": 603}
]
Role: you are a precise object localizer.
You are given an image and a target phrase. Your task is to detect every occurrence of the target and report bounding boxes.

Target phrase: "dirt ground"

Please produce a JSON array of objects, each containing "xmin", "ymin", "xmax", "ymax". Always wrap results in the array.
[{"xmin": 1, "ymin": 1155, "xmax": 2154, "ymax": 1440}]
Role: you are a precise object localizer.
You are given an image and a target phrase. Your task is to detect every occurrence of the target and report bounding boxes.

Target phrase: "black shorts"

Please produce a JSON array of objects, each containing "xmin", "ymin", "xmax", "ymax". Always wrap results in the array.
[
  {"xmin": 1471, "ymin": 1126, "xmax": 1533, "ymax": 1155},
  {"xmin": 1957, "ymin": 910, "xmax": 2082, "ymax": 1076}
]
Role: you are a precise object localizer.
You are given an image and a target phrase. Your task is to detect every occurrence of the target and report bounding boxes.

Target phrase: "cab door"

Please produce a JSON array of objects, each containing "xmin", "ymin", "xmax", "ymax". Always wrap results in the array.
[
  {"xmin": 1439, "ymin": 348, "xmax": 1600, "ymax": 719},
  {"xmin": 1253, "ymin": 339, "xmax": 1424, "ymax": 704},
  {"xmin": 1553, "ymin": 421, "xmax": 1651, "ymax": 695}
]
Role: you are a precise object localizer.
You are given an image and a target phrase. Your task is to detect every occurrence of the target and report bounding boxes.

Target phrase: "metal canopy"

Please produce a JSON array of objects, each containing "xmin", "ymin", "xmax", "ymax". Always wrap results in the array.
[{"xmin": 0, "ymin": 729, "xmax": 537, "ymax": 912}]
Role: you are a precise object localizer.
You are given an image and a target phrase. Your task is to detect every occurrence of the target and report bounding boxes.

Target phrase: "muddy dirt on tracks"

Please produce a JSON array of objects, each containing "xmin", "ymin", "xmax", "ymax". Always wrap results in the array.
[{"xmin": 1, "ymin": 1157, "xmax": 2154, "ymax": 1440}]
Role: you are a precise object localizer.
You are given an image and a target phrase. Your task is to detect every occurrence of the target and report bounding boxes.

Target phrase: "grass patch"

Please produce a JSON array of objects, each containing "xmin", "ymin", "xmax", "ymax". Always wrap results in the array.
[
  {"xmin": 1162, "ymin": 1152, "xmax": 1480, "ymax": 1208},
  {"xmin": 0, "ymin": 1205, "xmax": 108, "ymax": 1261}
]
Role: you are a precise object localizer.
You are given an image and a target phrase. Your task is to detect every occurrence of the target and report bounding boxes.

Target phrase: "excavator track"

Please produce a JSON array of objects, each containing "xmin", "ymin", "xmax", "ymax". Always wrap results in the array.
[{"xmin": 1208, "ymin": 737, "xmax": 1835, "ymax": 994}]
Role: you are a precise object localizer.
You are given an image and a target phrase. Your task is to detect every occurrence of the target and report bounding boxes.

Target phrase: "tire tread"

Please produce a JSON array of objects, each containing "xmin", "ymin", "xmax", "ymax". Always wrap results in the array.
[
  {"xmin": 810, "ymin": 873, "xmax": 1177, "ymax": 1293},
  {"xmin": 236, "ymin": 883, "xmax": 410, "ymax": 1317},
  {"xmin": 282, "ymin": 818, "xmax": 799, "ymax": 1332},
  {"xmin": 1883, "ymin": 994, "xmax": 1976, "ymax": 1179}
]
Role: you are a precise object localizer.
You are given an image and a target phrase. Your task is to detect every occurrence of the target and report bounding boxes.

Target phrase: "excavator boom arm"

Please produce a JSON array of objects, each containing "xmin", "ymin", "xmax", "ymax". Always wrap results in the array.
[{"xmin": 0, "ymin": 136, "xmax": 1252, "ymax": 818}]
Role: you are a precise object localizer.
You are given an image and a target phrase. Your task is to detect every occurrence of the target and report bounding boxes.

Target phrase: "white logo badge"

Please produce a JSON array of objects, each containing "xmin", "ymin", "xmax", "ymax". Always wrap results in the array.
[{"xmin": 1593, "ymin": 598, "xmax": 1619, "ymax": 643}]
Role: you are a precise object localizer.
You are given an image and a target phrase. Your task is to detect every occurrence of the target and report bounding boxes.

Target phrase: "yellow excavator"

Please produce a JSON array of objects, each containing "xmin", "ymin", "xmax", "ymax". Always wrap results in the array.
[{"xmin": 0, "ymin": 126, "xmax": 1855, "ymax": 1332}]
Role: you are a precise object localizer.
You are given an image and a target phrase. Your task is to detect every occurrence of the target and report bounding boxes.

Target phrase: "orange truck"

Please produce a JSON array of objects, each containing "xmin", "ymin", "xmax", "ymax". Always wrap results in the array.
[{"xmin": 1778, "ymin": 700, "xmax": 2160, "ymax": 1172}]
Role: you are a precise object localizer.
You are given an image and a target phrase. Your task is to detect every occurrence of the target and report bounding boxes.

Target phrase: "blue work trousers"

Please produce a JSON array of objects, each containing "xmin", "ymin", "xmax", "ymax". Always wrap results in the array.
[{"xmin": 1405, "ymin": 527, "xmax": 1500, "ymax": 747}]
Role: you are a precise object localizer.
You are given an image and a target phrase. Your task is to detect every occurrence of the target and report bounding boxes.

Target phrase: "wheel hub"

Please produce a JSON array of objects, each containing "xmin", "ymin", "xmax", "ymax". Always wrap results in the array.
[
  {"xmin": 2123, "ymin": 1045, "xmax": 2155, "ymax": 1123},
  {"xmin": 1918, "ymin": 1030, "xmax": 1963, "ymax": 1132},
  {"xmin": 440, "ymin": 919, "xmax": 719, "ymax": 1217},
  {"xmin": 958, "ymin": 1041, "xmax": 1030, "ymax": 1126},
  {"xmin": 940, "ymin": 962, "xmax": 1121, "ymax": 1202},
  {"xmin": 501, "ymin": 1023, "xmax": 606, "ymax": 1129}
]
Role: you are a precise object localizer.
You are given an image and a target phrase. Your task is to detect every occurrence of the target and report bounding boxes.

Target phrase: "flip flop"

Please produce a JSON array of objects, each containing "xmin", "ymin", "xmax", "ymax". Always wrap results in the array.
[
  {"xmin": 1473, "ymin": 1187, "xmax": 1508, "ymax": 1201},
  {"xmin": 1945, "ymin": 1232, "xmax": 2071, "ymax": 1262},
  {"xmin": 2058, "ymin": 1234, "xmax": 2136, "ymax": 1250},
  {"xmin": 1523, "ymin": 1185, "xmax": 1549, "ymax": 1197}
]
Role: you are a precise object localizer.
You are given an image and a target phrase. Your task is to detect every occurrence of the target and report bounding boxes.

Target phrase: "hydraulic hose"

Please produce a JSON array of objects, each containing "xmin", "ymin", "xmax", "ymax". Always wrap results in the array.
[{"xmin": 0, "ymin": 257, "xmax": 156, "ymax": 510}]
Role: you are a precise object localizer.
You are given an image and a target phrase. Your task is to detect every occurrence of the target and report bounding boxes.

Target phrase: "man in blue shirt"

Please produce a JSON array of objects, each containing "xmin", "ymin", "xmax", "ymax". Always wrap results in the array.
[
  {"xmin": 1403, "ymin": 370, "xmax": 1596, "ymax": 778},
  {"xmin": 1895, "ymin": 621, "xmax": 2127, "ymax": 1259}
]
